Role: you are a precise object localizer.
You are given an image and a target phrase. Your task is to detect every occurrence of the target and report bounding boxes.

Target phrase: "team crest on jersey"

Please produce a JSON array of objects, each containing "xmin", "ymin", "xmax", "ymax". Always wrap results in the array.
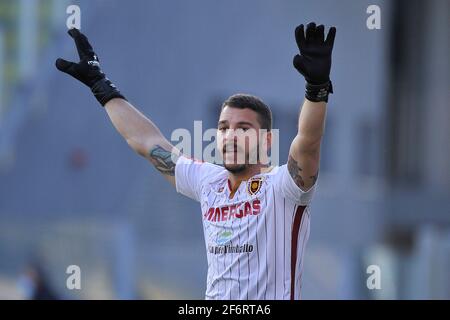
[{"xmin": 247, "ymin": 177, "xmax": 263, "ymax": 196}]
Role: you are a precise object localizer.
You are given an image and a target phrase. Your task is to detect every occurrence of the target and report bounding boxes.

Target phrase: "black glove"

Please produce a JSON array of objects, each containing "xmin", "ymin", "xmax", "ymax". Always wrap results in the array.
[
  {"xmin": 293, "ymin": 22, "xmax": 336, "ymax": 102},
  {"xmin": 55, "ymin": 28, "xmax": 126, "ymax": 106}
]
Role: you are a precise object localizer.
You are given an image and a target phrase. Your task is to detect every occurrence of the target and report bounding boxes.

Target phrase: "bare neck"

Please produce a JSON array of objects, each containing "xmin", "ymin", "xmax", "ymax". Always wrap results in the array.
[{"xmin": 227, "ymin": 164, "xmax": 271, "ymax": 194}]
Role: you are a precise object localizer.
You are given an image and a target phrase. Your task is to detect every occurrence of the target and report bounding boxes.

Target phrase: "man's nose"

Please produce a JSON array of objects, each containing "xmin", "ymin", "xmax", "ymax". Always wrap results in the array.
[{"xmin": 224, "ymin": 129, "xmax": 238, "ymax": 140}]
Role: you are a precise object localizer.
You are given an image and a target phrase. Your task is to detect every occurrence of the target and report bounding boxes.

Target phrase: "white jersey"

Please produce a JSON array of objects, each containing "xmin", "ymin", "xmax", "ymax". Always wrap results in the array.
[{"xmin": 175, "ymin": 156, "xmax": 316, "ymax": 300}]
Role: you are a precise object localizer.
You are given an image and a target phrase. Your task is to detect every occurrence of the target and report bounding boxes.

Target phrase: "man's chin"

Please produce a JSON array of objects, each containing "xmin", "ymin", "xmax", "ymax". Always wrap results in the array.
[{"xmin": 224, "ymin": 163, "xmax": 247, "ymax": 174}]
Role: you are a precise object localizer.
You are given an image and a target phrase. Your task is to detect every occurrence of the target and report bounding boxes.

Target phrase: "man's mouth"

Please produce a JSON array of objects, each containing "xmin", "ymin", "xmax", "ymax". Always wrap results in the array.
[{"xmin": 223, "ymin": 144, "xmax": 238, "ymax": 153}]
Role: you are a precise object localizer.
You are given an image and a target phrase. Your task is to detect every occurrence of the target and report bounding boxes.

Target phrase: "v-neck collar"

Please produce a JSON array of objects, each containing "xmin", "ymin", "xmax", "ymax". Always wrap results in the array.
[
  {"xmin": 227, "ymin": 179, "xmax": 244, "ymax": 200},
  {"xmin": 219, "ymin": 166, "xmax": 276, "ymax": 200}
]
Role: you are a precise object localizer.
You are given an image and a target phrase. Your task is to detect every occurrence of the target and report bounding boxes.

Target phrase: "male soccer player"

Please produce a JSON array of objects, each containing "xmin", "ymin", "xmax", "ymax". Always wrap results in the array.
[{"xmin": 56, "ymin": 22, "xmax": 336, "ymax": 300}]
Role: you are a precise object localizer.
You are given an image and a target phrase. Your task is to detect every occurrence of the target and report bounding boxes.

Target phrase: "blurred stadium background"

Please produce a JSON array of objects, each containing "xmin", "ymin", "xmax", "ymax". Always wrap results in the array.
[{"xmin": 0, "ymin": 0, "xmax": 449, "ymax": 299}]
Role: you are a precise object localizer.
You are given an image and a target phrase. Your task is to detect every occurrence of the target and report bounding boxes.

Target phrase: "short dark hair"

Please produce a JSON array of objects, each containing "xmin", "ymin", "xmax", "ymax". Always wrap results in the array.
[{"xmin": 221, "ymin": 94, "xmax": 272, "ymax": 130}]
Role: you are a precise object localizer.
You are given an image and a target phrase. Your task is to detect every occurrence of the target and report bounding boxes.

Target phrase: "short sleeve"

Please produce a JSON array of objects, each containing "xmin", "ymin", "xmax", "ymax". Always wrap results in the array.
[
  {"xmin": 272, "ymin": 164, "xmax": 316, "ymax": 205},
  {"xmin": 175, "ymin": 156, "xmax": 223, "ymax": 202}
]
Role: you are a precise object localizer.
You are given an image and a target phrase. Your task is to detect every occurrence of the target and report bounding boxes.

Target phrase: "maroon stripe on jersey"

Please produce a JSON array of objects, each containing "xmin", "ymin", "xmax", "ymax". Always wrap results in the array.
[{"xmin": 290, "ymin": 205, "xmax": 306, "ymax": 300}]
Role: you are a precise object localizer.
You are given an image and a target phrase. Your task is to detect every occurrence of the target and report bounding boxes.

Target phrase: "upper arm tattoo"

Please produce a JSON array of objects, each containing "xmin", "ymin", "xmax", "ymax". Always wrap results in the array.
[
  {"xmin": 288, "ymin": 155, "xmax": 305, "ymax": 187},
  {"xmin": 288, "ymin": 155, "xmax": 319, "ymax": 188},
  {"xmin": 310, "ymin": 170, "xmax": 319, "ymax": 185},
  {"xmin": 148, "ymin": 145, "xmax": 179, "ymax": 176}
]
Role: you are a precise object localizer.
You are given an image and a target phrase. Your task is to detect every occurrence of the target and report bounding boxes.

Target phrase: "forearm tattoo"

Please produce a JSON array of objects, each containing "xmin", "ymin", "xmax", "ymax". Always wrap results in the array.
[
  {"xmin": 288, "ymin": 155, "xmax": 319, "ymax": 188},
  {"xmin": 148, "ymin": 145, "xmax": 178, "ymax": 176}
]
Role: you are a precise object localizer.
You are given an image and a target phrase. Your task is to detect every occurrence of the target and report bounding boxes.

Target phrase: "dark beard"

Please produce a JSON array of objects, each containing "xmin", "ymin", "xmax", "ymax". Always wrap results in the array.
[{"xmin": 224, "ymin": 163, "xmax": 247, "ymax": 174}]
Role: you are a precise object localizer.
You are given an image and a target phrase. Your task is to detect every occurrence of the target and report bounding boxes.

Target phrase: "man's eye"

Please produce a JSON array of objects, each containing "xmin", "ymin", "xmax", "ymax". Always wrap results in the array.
[{"xmin": 218, "ymin": 127, "xmax": 227, "ymax": 131}]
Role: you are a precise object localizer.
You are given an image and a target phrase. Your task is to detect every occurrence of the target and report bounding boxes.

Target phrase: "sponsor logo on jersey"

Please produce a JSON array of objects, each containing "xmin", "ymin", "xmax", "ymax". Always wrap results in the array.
[
  {"xmin": 216, "ymin": 231, "xmax": 233, "ymax": 245},
  {"xmin": 208, "ymin": 243, "xmax": 253, "ymax": 255},
  {"xmin": 203, "ymin": 199, "xmax": 261, "ymax": 222}
]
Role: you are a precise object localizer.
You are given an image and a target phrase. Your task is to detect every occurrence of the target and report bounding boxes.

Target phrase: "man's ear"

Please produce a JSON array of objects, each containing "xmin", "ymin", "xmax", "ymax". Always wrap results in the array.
[
  {"xmin": 265, "ymin": 130, "xmax": 272, "ymax": 151},
  {"xmin": 258, "ymin": 129, "xmax": 272, "ymax": 166}
]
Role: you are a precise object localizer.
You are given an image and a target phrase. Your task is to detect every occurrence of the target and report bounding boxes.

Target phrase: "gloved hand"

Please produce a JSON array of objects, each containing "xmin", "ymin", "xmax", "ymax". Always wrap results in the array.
[
  {"xmin": 55, "ymin": 28, "xmax": 126, "ymax": 106},
  {"xmin": 293, "ymin": 22, "xmax": 336, "ymax": 102}
]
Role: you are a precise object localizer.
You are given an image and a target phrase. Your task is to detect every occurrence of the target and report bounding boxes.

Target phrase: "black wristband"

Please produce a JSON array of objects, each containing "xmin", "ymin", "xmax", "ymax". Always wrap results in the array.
[
  {"xmin": 91, "ymin": 78, "xmax": 127, "ymax": 106},
  {"xmin": 305, "ymin": 81, "xmax": 333, "ymax": 102}
]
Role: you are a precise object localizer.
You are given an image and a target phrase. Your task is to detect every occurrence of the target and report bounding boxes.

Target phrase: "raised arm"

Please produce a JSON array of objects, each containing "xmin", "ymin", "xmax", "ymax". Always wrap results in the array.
[
  {"xmin": 104, "ymin": 98, "xmax": 179, "ymax": 185},
  {"xmin": 55, "ymin": 29, "xmax": 179, "ymax": 185},
  {"xmin": 289, "ymin": 23, "xmax": 336, "ymax": 191}
]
